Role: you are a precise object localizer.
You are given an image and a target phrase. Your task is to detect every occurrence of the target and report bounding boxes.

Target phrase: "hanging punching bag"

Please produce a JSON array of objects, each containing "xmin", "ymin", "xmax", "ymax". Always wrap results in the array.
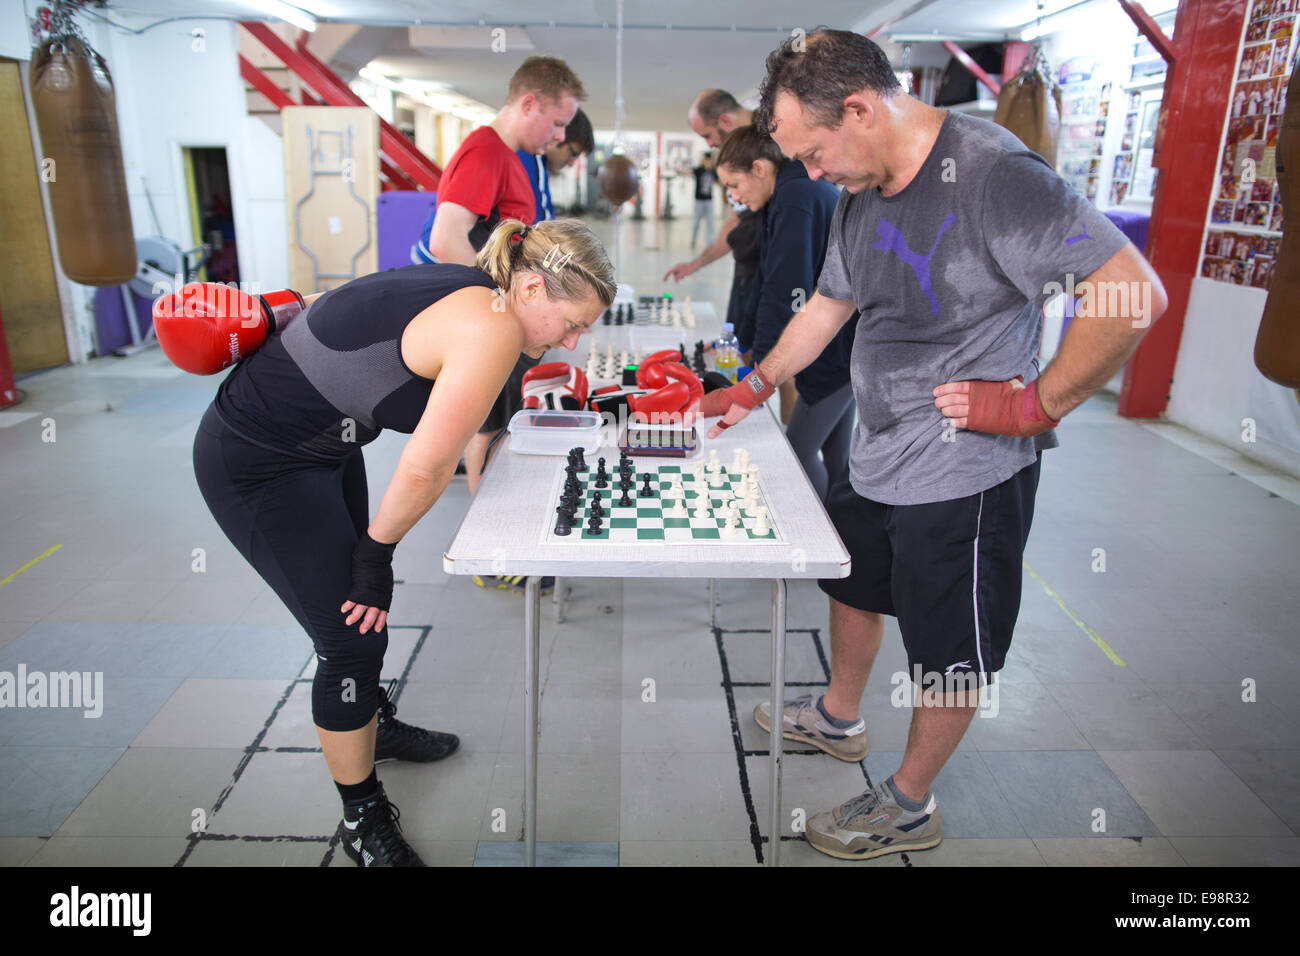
[
  {"xmin": 30, "ymin": 35, "xmax": 137, "ymax": 286},
  {"xmin": 1254, "ymin": 59, "xmax": 1299, "ymax": 388},
  {"xmin": 994, "ymin": 54, "xmax": 1063, "ymax": 165}
]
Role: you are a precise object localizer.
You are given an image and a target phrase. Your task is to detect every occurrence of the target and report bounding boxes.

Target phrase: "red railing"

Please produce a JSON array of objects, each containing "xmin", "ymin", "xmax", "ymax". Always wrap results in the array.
[{"xmin": 239, "ymin": 21, "xmax": 440, "ymax": 192}]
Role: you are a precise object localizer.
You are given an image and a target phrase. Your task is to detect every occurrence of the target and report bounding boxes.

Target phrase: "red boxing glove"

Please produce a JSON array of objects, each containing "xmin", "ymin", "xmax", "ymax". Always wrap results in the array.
[
  {"xmin": 964, "ymin": 378, "xmax": 1059, "ymax": 437},
  {"xmin": 521, "ymin": 361, "xmax": 589, "ymax": 411},
  {"xmin": 153, "ymin": 283, "xmax": 304, "ymax": 375},
  {"xmin": 627, "ymin": 362, "xmax": 702, "ymax": 420},
  {"xmin": 698, "ymin": 367, "xmax": 777, "ymax": 428}
]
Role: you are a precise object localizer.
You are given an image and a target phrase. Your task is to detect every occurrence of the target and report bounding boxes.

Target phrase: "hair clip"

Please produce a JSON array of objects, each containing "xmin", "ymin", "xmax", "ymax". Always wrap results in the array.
[{"xmin": 541, "ymin": 244, "xmax": 574, "ymax": 274}]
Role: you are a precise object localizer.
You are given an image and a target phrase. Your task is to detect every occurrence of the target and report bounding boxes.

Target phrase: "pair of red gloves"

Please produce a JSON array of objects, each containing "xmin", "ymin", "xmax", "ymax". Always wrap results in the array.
[{"xmin": 700, "ymin": 368, "xmax": 1058, "ymax": 437}]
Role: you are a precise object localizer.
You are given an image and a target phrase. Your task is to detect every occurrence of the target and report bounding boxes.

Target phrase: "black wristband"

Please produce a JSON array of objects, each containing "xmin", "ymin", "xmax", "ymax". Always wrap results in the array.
[{"xmin": 347, "ymin": 532, "xmax": 397, "ymax": 612}]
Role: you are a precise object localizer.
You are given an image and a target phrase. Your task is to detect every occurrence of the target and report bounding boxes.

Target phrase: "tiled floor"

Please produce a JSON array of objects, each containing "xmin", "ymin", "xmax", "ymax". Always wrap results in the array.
[{"xmin": 1, "ymin": 214, "xmax": 1298, "ymax": 866}]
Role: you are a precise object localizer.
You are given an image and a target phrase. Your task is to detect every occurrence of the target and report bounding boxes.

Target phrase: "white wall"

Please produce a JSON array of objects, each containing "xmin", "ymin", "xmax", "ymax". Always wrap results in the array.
[
  {"xmin": 1, "ymin": 1, "xmax": 30, "ymax": 60},
  {"xmin": 1167, "ymin": 278, "xmax": 1300, "ymax": 476}
]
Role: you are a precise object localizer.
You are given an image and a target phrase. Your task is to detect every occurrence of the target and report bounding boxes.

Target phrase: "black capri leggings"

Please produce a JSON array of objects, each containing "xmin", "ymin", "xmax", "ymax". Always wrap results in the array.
[{"xmin": 192, "ymin": 404, "xmax": 387, "ymax": 732}]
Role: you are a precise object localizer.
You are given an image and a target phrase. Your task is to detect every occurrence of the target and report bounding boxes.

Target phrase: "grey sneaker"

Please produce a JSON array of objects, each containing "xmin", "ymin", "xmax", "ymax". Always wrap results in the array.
[
  {"xmin": 805, "ymin": 780, "xmax": 942, "ymax": 860},
  {"xmin": 753, "ymin": 694, "xmax": 868, "ymax": 762}
]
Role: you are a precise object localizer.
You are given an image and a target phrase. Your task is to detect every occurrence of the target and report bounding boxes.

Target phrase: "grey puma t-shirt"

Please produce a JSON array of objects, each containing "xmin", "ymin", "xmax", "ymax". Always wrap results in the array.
[{"xmin": 818, "ymin": 111, "xmax": 1127, "ymax": 506}]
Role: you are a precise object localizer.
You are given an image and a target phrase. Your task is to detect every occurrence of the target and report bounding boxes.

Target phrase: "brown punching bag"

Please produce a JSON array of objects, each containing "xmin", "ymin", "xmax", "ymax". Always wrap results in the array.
[
  {"xmin": 30, "ymin": 35, "xmax": 137, "ymax": 286},
  {"xmin": 1254, "ymin": 59, "xmax": 1300, "ymax": 388},
  {"xmin": 598, "ymin": 155, "xmax": 639, "ymax": 205},
  {"xmin": 994, "ymin": 50, "xmax": 1063, "ymax": 165}
]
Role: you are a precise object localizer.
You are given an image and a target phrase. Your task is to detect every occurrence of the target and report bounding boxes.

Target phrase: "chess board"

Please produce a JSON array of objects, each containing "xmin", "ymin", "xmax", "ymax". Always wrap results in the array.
[{"xmin": 542, "ymin": 461, "xmax": 783, "ymax": 544}]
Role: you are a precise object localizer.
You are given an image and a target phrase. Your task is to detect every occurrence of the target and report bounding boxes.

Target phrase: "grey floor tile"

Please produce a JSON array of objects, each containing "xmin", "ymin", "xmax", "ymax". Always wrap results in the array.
[
  {"xmin": 0, "ymin": 620, "xmax": 34, "ymax": 651},
  {"xmin": 132, "ymin": 679, "xmax": 292, "ymax": 749},
  {"xmin": 1045, "ymin": 681, "xmax": 1205, "ymax": 750},
  {"xmin": 1168, "ymin": 836, "xmax": 1300, "ymax": 866},
  {"xmin": 0, "ymin": 746, "xmax": 126, "ymax": 836},
  {"xmin": 1099, "ymin": 750, "xmax": 1292, "ymax": 838},
  {"xmin": 619, "ymin": 840, "xmax": 759, "ymax": 866},
  {"xmin": 1013, "ymin": 623, "xmax": 1146, "ymax": 685},
  {"xmin": 719, "ymin": 628, "xmax": 832, "ymax": 685},
  {"xmin": 619, "ymin": 752, "xmax": 751, "ymax": 842},
  {"xmin": 39, "ymin": 576, "xmax": 177, "ymax": 624},
  {"xmin": 140, "ymin": 574, "xmax": 258, "ymax": 627},
  {"xmin": 0, "ymin": 576, "xmax": 96, "ymax": 622},
  {"xmin": 374, "ymin": 749, "xmax": 496, "ymax": 840},
  {"xmin": 866, "ymin": 750, "xmax": 1028, "ymax": 839},
  {"xmin": 620, "ymin": 681, "xmax": 735, "ymax": 753},
  {"xmin": 0, "ymin": 676, "xmax": 181, "ymax": 748},
  {"xmin": 258, "ymin": 680, "xmax": 319, "ymax": 751},
  {"xmin": 1033, "ymin": 836, "xmax": 1187, "ymax": 866},
  {"xmin": 231, "ymin": 590, "xmax": 301, "ymax": 629},
  {"xmin": 474, "ymin": 841, "xmax": 618, "ymax": 866},
  {"xmin": 208, "ymin": 751, "xmax": 338, "ymax": 838},
  {"xmin": 895, "ymin": 837, "xmax": 1046, "ymax": 867},
  {"xmin": 485, "ymin": 752, "xmax": 620, "ymax": 843},
  {"xmin": 25, "ymin": 835, "xmax": 192, "ymax": 866},
  {"xmin": 188, "ymin": 625, "xmax": 312, "ymax": 680},
  {"xmin": 377, "ymin": 625, "xmax": 426, "ymax": 683},
  {"xmin": 745, "ymin": 752, "xmax": 874, "ymax": 842},
  {"xmin": 1144, "ymin": 681, "xmax": 1300, "ymax": 750},
  {"xmin": 383, "ymin": 678, "xmax": 512, "ymax": 757},
  {"xmin": 0, "ymin": 837, "xmax": 46, "ymax": 865},
  {"xmin": 979, "ymin": 750, "xmax": 1161, "ymax": 838},
  {"xmin": 498, "ymin": 680, "xmax": 622, "ymax": 755},
  {"xmin": 966, "ymin": 677, "xmax": 1092, "ymax": 751},
  {"xmin": 183, "ymin": 835, "xmax": 333, "ymax": 867},
  {"xmin": 52, "ymin": 747, "xmax": 241, "ymax": 838},
  {"xmin": 1201, "ymin": 749, "xmax": 1300, "ymax": 834}
]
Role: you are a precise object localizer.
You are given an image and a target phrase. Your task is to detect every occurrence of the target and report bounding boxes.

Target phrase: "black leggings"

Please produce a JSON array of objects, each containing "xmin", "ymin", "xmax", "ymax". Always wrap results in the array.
[{"xmin": 192, "ymin": 404, "xmax": 387, "ymax": 732}]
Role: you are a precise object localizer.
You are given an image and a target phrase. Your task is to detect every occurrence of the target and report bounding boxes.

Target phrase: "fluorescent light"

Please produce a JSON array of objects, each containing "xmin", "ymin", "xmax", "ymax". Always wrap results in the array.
[{"xmin": 249, "ymin": 0, "xmax": 317, "ymax": 33}]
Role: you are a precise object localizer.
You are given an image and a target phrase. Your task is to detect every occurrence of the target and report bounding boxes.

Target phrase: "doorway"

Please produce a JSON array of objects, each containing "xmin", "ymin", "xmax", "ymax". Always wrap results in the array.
[{"xmin": 183, "ymin": 147, "xmax": 239, "ymax": 284}]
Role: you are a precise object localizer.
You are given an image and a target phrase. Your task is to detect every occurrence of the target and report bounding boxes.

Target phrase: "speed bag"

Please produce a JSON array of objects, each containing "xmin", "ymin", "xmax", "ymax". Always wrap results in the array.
[
  {"xmin": 993, "ymin": 71, "xmax": 1063, "ymax": 166},
  {"xmin": 1254, "ymin": 59, "xmax": 1300, "ymax": 388},
  {"xmin": 30, "ymin": 37, "xmax": 137, "ymax": 286}
]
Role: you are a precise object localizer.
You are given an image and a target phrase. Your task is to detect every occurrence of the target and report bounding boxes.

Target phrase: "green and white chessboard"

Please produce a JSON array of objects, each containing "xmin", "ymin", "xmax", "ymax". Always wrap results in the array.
[{"xmin": 543, "ymin": 461, "xmax": 782, "ymax": 544}]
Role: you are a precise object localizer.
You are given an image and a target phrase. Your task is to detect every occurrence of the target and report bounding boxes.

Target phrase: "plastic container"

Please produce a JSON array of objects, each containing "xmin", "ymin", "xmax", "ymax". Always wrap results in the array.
[
  {"xmin": 507, "ymin": 409, "xmax": 602, "ymax": 456},
  {"xmin": 714, "ymin": 322, "xmax": 740, "ymax": 383}
]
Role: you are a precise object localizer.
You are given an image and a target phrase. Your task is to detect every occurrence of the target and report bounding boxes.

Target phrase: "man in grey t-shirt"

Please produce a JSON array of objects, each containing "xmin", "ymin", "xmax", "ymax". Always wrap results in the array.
[{"xmin": 700, "ymin": 29, "xmax": 1167, "ymax": 861}]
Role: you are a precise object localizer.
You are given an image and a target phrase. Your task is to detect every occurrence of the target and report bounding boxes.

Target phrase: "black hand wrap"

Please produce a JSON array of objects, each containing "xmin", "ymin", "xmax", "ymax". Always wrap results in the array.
[{"xmin": 347, "ymin": 532, "xmax": 397, "ymax": 611}]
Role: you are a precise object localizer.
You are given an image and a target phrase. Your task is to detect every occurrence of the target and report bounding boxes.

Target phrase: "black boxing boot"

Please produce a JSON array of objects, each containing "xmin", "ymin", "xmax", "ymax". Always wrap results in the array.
[
  {"xmin": 337, "ymin": 782, "xmax": 425, "ymax": 867},
  {"xmin": 374, "ymin": 684, "xmax": 460, "ymax": 763}
]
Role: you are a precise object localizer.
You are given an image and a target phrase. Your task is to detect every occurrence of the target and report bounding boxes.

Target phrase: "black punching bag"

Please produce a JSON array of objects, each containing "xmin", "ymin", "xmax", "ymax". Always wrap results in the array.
[{"xmin": 30, "ymin": 35, "xmax": 137, "ymax": 286}]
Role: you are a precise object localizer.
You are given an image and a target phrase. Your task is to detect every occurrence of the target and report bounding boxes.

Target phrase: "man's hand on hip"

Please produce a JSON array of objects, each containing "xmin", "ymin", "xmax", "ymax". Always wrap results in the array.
[{"xmin": 933, "ymin": 377, "xmax": 1059, "ymax": 437}]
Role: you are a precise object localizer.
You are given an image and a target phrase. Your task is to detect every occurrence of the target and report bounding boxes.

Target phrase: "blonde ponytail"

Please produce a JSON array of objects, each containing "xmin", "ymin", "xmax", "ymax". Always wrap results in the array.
[{"xmin": 475, "ymin": 218, "xmax": 617, "ymax": 308}]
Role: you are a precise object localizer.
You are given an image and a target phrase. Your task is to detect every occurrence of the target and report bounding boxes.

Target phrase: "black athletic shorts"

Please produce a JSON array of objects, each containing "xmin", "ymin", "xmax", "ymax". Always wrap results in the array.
[{"xmin": 818, "ymin": 455, "xmax": 1041, "ymax": 684}]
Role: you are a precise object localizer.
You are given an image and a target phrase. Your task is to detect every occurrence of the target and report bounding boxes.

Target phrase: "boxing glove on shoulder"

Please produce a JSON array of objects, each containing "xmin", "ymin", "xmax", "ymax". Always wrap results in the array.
[{"xmin": 153, "ymin": 282, "xmax": 304, "ymax": 375}]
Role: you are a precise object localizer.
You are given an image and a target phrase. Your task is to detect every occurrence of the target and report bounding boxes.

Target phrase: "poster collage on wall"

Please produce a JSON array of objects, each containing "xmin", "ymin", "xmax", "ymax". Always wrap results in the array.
[{"xmin": 1201, "ymin": 0, "xmax": 1296, "ymax": 289}]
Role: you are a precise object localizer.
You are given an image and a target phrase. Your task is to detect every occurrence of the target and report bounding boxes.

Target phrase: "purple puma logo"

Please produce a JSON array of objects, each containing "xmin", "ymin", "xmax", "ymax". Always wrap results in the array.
[
  {"xmin": 1065, "ymin": 226, "xmax": 1096, "ymax": 245},
  {"xmin": 875, "ymin": 214, "xmax": 955, "ymax": 315}
]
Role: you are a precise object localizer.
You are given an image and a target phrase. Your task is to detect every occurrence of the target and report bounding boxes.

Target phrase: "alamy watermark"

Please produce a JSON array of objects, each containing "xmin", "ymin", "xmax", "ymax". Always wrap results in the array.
[{"xmin": 0, "ymin": 665, "xmax": 103, "ymax": 718}]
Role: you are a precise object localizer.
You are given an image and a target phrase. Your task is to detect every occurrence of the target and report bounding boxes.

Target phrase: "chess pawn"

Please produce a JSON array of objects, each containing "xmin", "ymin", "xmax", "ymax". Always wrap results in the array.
[
  {"xmin": 634, "ymin": 344, "xmax": 643, "ymax": 364},
  {"xmin": 753, "ymin": 506, "xmax": 771, "ymax": 537},
  {"xmin": 693, "ymin": 501, "xmax": 711, "ymax": 520}
]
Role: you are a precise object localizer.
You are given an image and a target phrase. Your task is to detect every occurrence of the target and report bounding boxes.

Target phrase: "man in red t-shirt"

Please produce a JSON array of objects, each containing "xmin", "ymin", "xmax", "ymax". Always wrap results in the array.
[{"xmin": 414, "ymin": 56, "xmax": 587, "ymax": 504}]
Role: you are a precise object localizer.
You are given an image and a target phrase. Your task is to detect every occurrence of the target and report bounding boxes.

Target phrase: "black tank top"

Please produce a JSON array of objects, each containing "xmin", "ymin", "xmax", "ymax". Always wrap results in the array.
[{"xmin": 214, "ymin": 263, "xmax": 497, "ymax": 461}]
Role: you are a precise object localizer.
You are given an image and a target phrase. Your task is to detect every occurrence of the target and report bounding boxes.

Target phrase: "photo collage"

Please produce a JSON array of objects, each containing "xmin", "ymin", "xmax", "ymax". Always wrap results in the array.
[{"xmin": 1200, "ymin": 0, "xmax": 1295, "ymax": 288}]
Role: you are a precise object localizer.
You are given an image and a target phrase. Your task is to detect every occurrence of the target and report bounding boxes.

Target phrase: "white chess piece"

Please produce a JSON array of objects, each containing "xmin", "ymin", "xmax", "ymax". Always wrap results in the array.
[
  {"xmin": 634, "ymin": 344, "xmax": 643, "ymax": 364},
  {"xmin": 720, "ymin": 515, "xmax": 739, "ymax": 537},
  {"xmin": 667, "ymin": 497, "xmax": 688, "ymax": 518},
  {"xmin": 753, "ymin": 506, "xmax": 770, "ymax": 537},
  {"xmin": 693, "ymin": 501, "xmax": 711, "ymax": 520}
]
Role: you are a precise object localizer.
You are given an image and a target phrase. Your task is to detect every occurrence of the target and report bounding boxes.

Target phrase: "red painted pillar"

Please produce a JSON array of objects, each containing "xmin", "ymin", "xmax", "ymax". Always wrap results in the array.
[
  {"xmin": 0, "ymin": 304, "xmax": 17, "ymax": 408},
  {"xmin": 1120, "ymin": 0, "xmax": 1248, "ymax": 417}
]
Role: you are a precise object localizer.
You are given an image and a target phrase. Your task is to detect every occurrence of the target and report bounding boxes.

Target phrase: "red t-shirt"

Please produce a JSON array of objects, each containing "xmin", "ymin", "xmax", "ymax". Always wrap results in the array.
[{"xmin": 437, "ymin": 125, "xmax": 538, "ymax": 249}]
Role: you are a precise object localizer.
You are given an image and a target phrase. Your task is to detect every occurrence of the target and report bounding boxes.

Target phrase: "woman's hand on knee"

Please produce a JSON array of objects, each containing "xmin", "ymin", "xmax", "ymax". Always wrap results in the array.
[{"xmin": 340, "ymin": 600, "xmax": 387, "ymax": 634}]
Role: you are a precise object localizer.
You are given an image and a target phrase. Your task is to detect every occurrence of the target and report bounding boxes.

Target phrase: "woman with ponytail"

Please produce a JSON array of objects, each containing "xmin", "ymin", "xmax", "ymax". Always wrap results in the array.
[{"xmin": 192, "ymin": 217, "xmax": 614, "ymax": 867}]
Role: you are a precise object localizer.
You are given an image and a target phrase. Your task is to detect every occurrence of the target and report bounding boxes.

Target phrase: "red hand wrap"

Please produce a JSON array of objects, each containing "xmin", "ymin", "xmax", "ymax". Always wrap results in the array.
[
  {"xmin": 964, "ymin": 378, "xmax": 1059, "ymax": 437},
  {"xmin": 698, "ymin": 368, "xmax": 776, "ymax": 428}
]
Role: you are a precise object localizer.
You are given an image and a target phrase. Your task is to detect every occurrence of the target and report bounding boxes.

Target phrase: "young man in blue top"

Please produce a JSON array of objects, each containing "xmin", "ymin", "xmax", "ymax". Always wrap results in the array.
[
  {"xmin": 517, "ymin": 109, "xmax": 595, "ymax": 221},
  {"xmin": 701, "ymin": 29, "xmax": 1166, "ymax": 860},
  {"xmin": 715, "ymin": 125, "xmax": 855, "ymax": 502}
]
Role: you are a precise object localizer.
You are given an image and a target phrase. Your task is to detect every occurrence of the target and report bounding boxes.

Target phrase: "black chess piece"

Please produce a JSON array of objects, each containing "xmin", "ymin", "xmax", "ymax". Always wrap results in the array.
[
  {"xmin": 639, "ymin": 472, "xmax": 654, "ymax": 497},
  {"xmin": 590, "ymin": 491, "xmax": 604, "ymax": 516},
  {"xmin": 602, "ymin": 309, "xmax": 611, "ymax": 325},
  {"xmin": 618, "ymin": 487, "xmax": 634, "ymax": 507},
  {"xmin": 594, "ymin": 457, "xmax": 609, "ymax": 487},
  {"xmin": 554, "ymin": 506, "xmax": 573, "ymax": 536},
  {"xmin": 679, "ymin": 342, "xmax": 686, "ymax": 361},
  {"xmin": 586, "ymin": 514, "xmax": 603, "ymax": 536},
  {"xmin": 571, "ymin": 447, "xmax": 588, "ymax": 471}
]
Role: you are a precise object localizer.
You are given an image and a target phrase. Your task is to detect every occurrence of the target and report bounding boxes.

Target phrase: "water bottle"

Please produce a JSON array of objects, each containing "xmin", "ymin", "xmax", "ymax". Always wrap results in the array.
[{"xmin": 714, "ymin": 322, "xmax": 740, "ymax": 383}]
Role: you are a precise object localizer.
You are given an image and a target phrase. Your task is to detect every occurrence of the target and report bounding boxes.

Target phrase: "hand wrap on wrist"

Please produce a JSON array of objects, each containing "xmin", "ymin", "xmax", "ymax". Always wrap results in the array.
[{"xmin": 348, "ymin": 532, "xmax": 397, "ymax": 611}]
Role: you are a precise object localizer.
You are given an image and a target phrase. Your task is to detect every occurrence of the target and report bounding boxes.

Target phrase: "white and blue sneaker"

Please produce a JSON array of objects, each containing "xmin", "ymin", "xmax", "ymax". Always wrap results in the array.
[
  {"xmin": 754, "ymin": 694, "xmax": 868, "ymax": 761},
  {"xmin": 805, "ymin": 780, "xmax": 942, "ymax": 860}
]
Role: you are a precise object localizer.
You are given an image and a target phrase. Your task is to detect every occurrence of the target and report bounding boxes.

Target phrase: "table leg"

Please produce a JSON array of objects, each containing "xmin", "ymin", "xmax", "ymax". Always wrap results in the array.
[
  {"xmin": 524, "ymin": 576, "xmax": 541, "ymax": 867},
  {"xmin": 709, "ymin": 578, "xmax": 718, "ymax": 628},
  {"xmin": 554, "ymin": 577, "xmax": 566, "ymax": 624},
  {"xmin": 768, "ymin": 578, "xmax": 787, "ymax": 867}
]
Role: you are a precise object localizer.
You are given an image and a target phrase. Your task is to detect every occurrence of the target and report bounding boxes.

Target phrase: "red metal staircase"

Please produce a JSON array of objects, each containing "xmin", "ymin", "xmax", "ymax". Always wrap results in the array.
[{"xmin": 239, "ymin": 21, "xmax": 441, "ymax": 192}]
